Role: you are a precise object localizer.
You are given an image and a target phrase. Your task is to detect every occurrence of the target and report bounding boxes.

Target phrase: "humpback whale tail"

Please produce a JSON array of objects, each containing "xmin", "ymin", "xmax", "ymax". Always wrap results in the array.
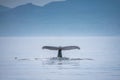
[{"xmin": 42, "ymin": 46, "xmax": 80, "ymax": 58}]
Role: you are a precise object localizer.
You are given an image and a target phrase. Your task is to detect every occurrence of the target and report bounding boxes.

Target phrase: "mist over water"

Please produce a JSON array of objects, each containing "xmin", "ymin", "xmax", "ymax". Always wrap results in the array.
[{"xmin": 0, "ymin": 37, "xmax": 120, "ymax": 80}]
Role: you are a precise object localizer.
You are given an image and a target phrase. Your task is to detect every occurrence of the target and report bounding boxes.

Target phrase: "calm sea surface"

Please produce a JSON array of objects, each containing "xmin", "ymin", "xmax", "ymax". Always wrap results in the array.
[{"xmin": 0, "ymin": 37, "xmax": 120, "ymax": 80}]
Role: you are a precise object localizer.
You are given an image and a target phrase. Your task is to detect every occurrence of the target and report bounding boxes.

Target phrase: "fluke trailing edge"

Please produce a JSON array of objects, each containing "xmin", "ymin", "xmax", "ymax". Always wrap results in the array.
[{"xmin": 42, "ymin": 46, "xmax": 80, "ymax": 58}]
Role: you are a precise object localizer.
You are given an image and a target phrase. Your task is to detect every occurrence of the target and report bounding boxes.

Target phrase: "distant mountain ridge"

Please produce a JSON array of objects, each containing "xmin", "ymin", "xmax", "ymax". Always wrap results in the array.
[
  {"xmin": 0, "ymin": 5, "xmax": 11, "ymax": 12},
  {"xmin": 0, "ymin": 0, "xmax": 120, "ymax": 36}
]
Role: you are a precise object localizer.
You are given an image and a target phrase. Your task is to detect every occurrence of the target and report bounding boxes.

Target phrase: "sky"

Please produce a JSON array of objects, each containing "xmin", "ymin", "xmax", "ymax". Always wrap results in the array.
[
  {"xmin": 0, "ymin": 0, "xmax": 65, "ymax": 8},
  {"xmin": 0, "ymin": 0, "xmax": 120, "ymax": 36}
]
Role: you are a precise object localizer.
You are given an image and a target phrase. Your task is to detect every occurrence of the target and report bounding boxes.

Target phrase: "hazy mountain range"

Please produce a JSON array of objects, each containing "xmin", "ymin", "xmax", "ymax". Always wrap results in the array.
[{"xmin": 0, "ymin": 0, "xmax": 120, "ymax": 36}]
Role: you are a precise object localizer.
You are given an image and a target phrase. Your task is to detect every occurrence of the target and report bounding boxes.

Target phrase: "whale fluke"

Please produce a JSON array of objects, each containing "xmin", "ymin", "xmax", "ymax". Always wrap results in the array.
[
  {"xmin": 61, "ymin": 46, "xmax": 80, "ymax": 50},
  {"xmin": 42, "ymin": 46, "xmax": 80, "ymax": 58},
  {"xmin": 42, "ymin": 46, "xmax": 59, "ymax": 50},
  {"xmin": 42, "ymin": 46, "xmax": 80, "ymax": 50}
]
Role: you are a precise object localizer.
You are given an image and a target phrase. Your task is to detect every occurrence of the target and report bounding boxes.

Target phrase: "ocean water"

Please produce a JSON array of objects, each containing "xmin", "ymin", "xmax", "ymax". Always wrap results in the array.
[{"xmin": 0, "ymin": 37, "xmax": 120, "ymax": 80}]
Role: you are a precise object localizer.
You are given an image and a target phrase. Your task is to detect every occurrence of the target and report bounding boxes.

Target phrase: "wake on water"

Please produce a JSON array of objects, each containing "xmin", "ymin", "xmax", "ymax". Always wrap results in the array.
[
  {"xmin": 14, "ymin": 57, "xmax": 93, "ymax": 65},
  {"xmin": 14, "ymin": 57, "xmax": 93, "ymax": 61}
]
